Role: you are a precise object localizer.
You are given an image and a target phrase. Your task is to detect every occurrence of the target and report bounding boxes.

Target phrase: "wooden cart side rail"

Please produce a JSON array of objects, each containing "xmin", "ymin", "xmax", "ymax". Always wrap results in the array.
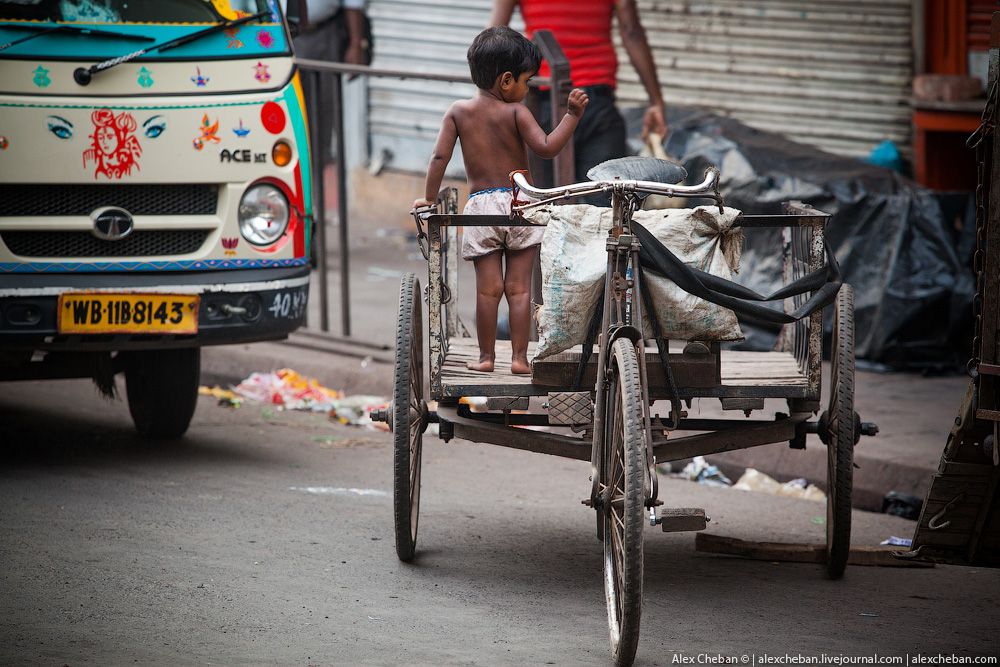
[{"xmin": 428, "ymin": 218, "xmax": 446, "ymax": 398}]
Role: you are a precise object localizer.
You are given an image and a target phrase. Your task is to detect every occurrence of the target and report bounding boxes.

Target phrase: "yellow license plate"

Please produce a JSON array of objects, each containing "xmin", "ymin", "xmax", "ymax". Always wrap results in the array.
[{"xmin": 58, "ymin": 293, "xmax": 200, "ymax": 334}]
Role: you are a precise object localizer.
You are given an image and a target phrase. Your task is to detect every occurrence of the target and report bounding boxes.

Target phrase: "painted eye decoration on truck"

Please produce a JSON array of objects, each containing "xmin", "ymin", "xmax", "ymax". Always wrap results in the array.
[
  {"xmin": 83, "ymin": 108, "xmax": 142, "ymax": 180},
  {"xmin": 47, "ymin": 116, "xmax": 74, "ymax": 140},
  {"xmin": 143, "ymin": 115, "xmax": 166, "ymax": 139}
]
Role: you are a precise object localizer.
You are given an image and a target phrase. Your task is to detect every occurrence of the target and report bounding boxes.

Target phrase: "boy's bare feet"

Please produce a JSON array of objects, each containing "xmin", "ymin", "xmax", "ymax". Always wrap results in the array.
[
  {"xmin": 510, "ymin": 357, "xmax": 531, "ymax": 375},
  {"xmin": 466, "ymin": 358, "xmax": 495, "ymax": 373}
]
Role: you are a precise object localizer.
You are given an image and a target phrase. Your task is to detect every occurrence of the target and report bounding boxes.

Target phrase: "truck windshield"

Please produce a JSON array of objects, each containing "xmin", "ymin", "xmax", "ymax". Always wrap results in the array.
[
  {"xmin": 0, "ymin": 0, "xmax": 269, "ymax": 23},
  {"xmin": 0, "ymin": 0, "xmax": 287, "ymax": 59}
]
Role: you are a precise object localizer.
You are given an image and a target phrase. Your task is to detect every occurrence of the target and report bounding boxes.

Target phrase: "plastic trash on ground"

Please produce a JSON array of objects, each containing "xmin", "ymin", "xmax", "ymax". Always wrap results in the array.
[
  {"xmin": 234, "ymin": 368, "xmax": 342, "ymax": 410},
  {"xmin": 679, "ymin": 456, "xmax": 733, "ymax": 487},
  {"xmin": 327, "ymin": 395, "xmax": 388, "ymax": 428},
  {"xmin": 880, "ymin": 536, "xmax": 913, "ymax": 547},
  {"xmin": 734, "ymin": 468, "xmax": 826, "ymax": 503},
  {"xmin": 198, "ymin": 385, "xmax": 242, "ymax": 408},
  {"xmin": 229, "ymin": 368, "xmax": 389, "ymax": 429}
]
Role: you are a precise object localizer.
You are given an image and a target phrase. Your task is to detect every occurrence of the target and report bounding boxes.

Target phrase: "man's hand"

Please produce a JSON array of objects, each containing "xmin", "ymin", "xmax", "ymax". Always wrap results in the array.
[
  {"xmin": 412, "ymin": 198, "xmax": 434, "ymax": 211},
  {"xmin": 642, "ymin": 103, "xmax": 667, "ymax": 141},
  {"xmin": 343, "ymin": 42, "xmax": 366, "ymax": 66},
  {"xmin": 567, "ymin": 88, "xmax": 590, "ymax": 118}
]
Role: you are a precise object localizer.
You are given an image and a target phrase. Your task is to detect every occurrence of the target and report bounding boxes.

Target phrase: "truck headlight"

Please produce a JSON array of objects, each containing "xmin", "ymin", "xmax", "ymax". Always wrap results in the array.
[{"xmin": 238, "ymin": 184, "xmax": 289, "ymax": 246}]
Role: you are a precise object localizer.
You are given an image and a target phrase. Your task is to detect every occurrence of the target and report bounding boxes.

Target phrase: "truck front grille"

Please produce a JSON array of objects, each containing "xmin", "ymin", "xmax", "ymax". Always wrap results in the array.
[
  {"xmin": 1, "ymin": 230, "xmax": 210, "ymax": 258},
  {"xmin": 0, "ymin": 184, "xmax": 218, "ymax": 216}
]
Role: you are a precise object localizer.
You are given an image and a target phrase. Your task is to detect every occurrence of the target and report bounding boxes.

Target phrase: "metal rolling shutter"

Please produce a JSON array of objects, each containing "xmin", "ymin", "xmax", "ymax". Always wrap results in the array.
[
  {"xmin": 367, "ymin": 0, "xmax": 495, "ymax": 174},
  {"xmin": 969, "ymin": 0, "xmax": 1000, "ymax": 52},
  {"xmin": 367, "ymin": 0, "xmax": 914, "ymax": 170},
  {"xmin": 617, "ymin": 0, "xmax": 914, "ymax": 158}
]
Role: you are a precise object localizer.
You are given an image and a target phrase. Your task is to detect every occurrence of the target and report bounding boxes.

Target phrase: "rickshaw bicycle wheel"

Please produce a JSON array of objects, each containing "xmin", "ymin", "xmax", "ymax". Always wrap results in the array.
[
  {"xmin": 823, "ymin": 283, "xmax": 856, "ymax": 579},
  {"xmin": 393, "ymin": 273, "xmax": 426, "ymax": 562},
  {"xmin": 602, "ymin": 337, "xmax": 646, "ymax": 667}
]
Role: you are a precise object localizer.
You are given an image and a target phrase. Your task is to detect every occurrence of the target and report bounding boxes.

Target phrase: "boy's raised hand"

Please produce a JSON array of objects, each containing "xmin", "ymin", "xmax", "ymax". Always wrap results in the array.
[{"xmin": 567, "ymin": 88, "xmax": 589, "ymax": 118}]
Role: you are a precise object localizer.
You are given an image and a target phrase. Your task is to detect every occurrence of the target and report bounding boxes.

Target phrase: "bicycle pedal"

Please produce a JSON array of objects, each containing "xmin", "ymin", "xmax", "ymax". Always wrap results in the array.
[{"xmin": 655, "ymin": 507, "xmax": 709, "ymax": 533}]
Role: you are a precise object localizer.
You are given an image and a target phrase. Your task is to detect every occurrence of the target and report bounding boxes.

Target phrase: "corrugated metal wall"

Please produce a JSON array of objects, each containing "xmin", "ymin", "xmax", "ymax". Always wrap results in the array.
[
  {"xmin": 368, "ymin": 0, "xmax": 913, "ymax": 173},
  {"xmin": 367, "ymin": 0, "xmax": 493, "ymax": 175},
  {"xmin": 621, "ymin": 0, "xmax": 914, "ymax": 158}
]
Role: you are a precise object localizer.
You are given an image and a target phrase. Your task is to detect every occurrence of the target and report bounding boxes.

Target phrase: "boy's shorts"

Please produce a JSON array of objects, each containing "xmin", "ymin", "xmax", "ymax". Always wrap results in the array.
[{"xmin": 461, "ymin": 188, "xmax": 544, "ymax": 261}]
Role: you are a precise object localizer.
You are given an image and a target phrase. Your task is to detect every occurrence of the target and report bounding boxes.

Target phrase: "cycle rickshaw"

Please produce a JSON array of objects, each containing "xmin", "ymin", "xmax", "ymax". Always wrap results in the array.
[{"xmin": 373, "ymin": 158, "xmax": 875, "ymax": 666}]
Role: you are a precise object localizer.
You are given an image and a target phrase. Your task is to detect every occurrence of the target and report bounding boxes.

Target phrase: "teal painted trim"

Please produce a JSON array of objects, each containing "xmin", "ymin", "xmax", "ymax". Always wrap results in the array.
[
  {"xmin": 0, "ymin": 23, "xmax": 289, "ymax": 60},
  {"xmin": 0, "ymin": 257, "xmax": 308, "ymax": 273},
  {"xmin": 0, "ymin": 99, "xmax": 276, "ymax": 111},
  {"xmin": 280, "ymin": 80, "xmax": 312, "ymax": 257}
]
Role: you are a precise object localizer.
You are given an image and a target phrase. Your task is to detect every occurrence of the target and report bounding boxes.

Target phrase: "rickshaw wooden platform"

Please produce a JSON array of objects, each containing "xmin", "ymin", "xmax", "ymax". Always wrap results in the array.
[{"xmin": 439, "ymin": 338, "xmax": 811, "ymax": 399}]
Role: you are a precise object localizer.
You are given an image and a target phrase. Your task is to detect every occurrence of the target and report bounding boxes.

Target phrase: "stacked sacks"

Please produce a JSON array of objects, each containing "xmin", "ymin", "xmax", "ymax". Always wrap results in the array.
[{"xmin": 530, "ymin": 204, "xmax": 745, "ymax": 361}]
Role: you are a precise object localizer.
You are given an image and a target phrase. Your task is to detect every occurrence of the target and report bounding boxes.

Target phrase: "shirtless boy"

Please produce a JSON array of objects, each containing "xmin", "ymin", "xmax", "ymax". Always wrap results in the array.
[{"xmin": 412, "ymin": 26, "xmax": 588, "ymax": 374}]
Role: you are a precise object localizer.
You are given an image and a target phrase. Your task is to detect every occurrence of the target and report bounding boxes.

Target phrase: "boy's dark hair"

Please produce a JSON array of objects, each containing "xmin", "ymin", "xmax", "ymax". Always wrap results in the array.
[{"xmin": 467, "ymin": 26, "xmax": 541, "ymax": 90}]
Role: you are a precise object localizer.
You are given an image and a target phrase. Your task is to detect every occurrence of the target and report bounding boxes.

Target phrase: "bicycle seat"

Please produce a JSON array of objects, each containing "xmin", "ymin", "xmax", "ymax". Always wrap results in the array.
[{"xmin": 586, "ymin": 156, "xmax": 688, "ymax": 185}]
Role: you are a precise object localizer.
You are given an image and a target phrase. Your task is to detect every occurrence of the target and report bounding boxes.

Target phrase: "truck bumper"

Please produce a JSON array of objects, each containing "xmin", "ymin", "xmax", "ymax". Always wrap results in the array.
[{"xmin": 0, "ymin": 266, "xmax": 310, "ymax": 351}]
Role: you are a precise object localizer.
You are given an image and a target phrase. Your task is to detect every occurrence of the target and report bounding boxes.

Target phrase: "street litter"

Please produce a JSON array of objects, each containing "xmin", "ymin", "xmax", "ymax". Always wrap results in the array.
[
  {"xmin": 678, "ymin": 456, "xmax": 732, "ymax": 487},
  {"xmin": 235, "ymin": 368, "xmax": 341, "ymax": 410},
  {"xmin": 227, "ymin": 368, "xmax": 389, "ymax": 428},
  {"xmin": 734, "ymin": 468, "xmax": 826, "ymax": 503},
  {"xmin": 327, "ymin": 395, "xmax": 388, "ymax": 428},
  {"xmin": 880, "ymin": 536, "xmax": 913, "ymax": 547},
  {"xmin": 198, "ymin": 385, "xmax": 242, "ymax": 408}
]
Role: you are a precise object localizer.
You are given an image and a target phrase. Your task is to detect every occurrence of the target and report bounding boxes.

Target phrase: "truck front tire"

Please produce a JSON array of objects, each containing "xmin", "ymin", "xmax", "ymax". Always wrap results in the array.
[{"xmin": 123, "ymin": 348, "xmax": 200, "ymax": 439}]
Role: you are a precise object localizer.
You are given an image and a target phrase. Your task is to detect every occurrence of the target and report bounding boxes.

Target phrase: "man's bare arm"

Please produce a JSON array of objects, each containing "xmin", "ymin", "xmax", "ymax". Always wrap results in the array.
[
  {"xmin": 489, "ymin": 0, "xmax": 517, "ymax": 27},
  {"xmin": 615, "ymin": 0, "xmax": 667, "ymax": 139},
  {"xmin": 343, "ymin": 8, "xmax": 367, "ymax": 65},
  {"xmin": 415, "ymin": 107, "xmax": 459, "ymax": 207},
  {"xmin": 515, "ymin": 89, "xmax": 588, "ymax": 159}
]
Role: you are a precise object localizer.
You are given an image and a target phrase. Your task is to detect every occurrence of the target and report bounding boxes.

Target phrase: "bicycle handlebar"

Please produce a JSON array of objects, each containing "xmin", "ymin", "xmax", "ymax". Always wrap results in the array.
[{"xmin": 511, "ymin": 168, "xmax": 721, "ymax": 211}]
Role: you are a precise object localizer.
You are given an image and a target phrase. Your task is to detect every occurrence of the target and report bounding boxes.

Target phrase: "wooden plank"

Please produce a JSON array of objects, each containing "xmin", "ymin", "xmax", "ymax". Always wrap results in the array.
[
  {"xmin": 694, "ymin": 533, "xmax": 934, "ymax": 568},
  {"xmin": 440, "ymin": 338, "xmax": 810, "ymax": 398},
  {"xmin": 532, "ymin": 349, "xmax": 719, "ymax": 388}
]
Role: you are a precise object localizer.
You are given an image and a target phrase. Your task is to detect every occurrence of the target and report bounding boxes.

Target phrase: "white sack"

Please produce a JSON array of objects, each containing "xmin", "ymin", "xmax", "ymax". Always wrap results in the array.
[{"xmin": 530, "ymin": 204, "xmax": 745, "ymax": 361}]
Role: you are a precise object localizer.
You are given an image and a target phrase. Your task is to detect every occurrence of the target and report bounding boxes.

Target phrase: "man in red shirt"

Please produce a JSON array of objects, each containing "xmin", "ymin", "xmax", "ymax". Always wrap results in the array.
[{"xmin": 490, "ymin": 0, "xmax": 666, "ymax": 186}]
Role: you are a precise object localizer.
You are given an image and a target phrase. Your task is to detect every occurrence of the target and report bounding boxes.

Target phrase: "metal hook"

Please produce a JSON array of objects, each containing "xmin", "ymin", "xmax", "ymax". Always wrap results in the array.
[{"xmin": 927, "ymin": 492, "xmax": 965, "ymax": 531}]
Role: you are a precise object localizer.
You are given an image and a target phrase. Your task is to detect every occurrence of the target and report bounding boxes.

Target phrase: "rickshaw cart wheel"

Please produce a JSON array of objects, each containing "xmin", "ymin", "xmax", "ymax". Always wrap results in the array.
[
  {"xmin": 602, "ymin": 338, "xmax": 646, "ymax": 666},
  {"xmin": 823, "ymin": 283, "xmax": 856, "ymax": 579},
  {"xmin": 393, "ymin": 273, "xmax": 425, "ymax": 562}
]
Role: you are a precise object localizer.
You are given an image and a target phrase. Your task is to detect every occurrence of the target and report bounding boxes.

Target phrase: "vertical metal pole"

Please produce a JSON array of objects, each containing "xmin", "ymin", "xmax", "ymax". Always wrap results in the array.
[
  {"xmin": 331, "ymin": 71, "xmax": 351, "ymax": 337},
  {"xmin": 530, "ymin": 30, "xmax": 573, "ymax": 338},
  {"xmin": 532, "ymin": 30, "xmax": 574, "ymax": 186},
  {"xmin": 307, "ymin": 68, "xmax": 330, "ymax": 332}
]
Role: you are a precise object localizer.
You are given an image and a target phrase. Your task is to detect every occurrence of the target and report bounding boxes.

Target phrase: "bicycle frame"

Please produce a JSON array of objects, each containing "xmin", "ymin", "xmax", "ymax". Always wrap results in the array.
[{"xmin": 511, "ymin": 169, "xmax": 725, "ymax": 513}]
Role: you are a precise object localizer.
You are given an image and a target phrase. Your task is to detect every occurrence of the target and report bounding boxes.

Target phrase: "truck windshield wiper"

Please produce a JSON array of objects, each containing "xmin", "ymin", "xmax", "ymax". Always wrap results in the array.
[
  {"xmin": 0, "ymin": 23, "xmax": 153, "ymax": 53},
  {"xmin": 73, "ymin": 11, "xmax": 269, "ymax": 86}
]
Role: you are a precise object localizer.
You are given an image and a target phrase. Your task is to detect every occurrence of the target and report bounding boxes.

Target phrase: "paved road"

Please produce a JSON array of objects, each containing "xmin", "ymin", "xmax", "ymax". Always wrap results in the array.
[{"xmin": 2, "ymin": 379, "xmax": 998, "ymax": 666}]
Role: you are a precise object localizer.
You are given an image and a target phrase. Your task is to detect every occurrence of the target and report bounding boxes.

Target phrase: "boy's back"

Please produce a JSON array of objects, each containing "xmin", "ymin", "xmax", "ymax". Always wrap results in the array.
[{"xmin": 449, "ymin": 96, "xmax": 530, "ymax": 195}]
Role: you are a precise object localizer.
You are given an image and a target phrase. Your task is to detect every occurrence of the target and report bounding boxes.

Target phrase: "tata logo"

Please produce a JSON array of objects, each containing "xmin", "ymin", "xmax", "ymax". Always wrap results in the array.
[{"xmin": 90, "ymin": 207, "xmax": 134, "ymax": 241}]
